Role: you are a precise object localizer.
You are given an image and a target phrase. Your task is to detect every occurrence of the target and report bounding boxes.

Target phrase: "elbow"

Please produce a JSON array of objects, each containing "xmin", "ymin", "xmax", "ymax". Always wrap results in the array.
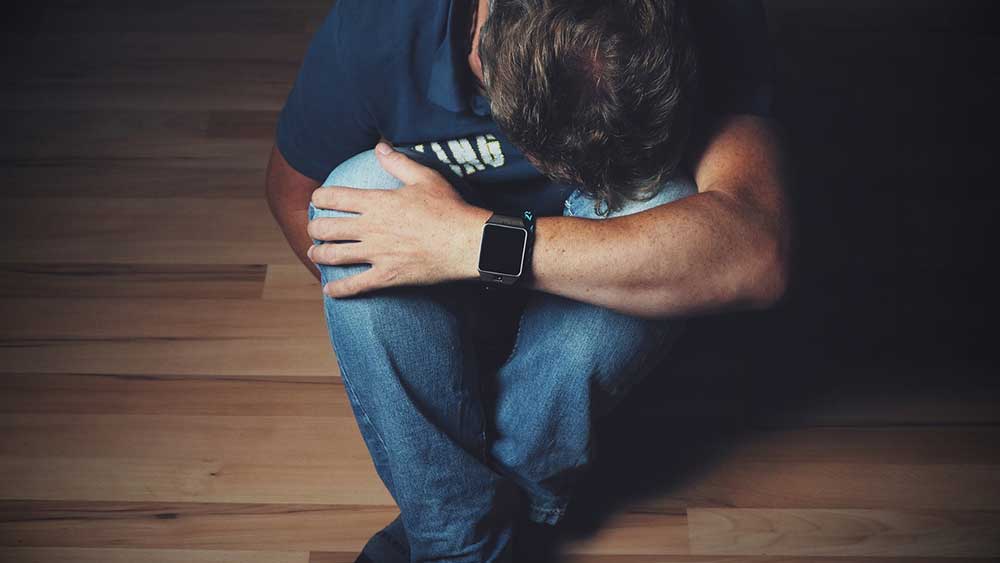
[
  {"xmin": 743, "ymin": 227, "xmax": 791, "ymax": 310},
  {"xmin": 750, "ymin": 252, "xmax": 789, "ymax": 310}
]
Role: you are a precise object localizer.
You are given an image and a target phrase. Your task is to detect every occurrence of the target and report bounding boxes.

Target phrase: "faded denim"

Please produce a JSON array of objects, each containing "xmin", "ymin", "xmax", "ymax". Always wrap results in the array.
[{"xmin": 309, "ymin": 149, "xmax": 695, "ymax": 562}]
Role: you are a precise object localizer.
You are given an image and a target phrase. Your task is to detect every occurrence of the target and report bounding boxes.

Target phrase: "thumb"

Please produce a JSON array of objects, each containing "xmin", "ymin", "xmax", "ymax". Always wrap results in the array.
[{"xmin": 375, "ymin": 142, "xmax": 434, "ymax": 184}]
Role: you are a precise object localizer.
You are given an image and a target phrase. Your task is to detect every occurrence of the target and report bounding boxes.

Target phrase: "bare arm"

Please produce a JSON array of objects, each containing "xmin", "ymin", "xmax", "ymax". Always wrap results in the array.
[
  {"xmin": 265, "ymin": 144, "xmax": 323, "ymax": 281},
  {"xmin": 522, "ymin": 114, "xmax": 792, "ymax": 319},
  {"xmin": 301, "ymin": 117, "xmax": 791, "ymax": 314}
]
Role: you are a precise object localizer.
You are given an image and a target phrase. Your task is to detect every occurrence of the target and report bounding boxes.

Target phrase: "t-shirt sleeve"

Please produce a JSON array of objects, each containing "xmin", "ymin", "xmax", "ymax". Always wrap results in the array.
[
  {"xmin": 686, "ymin": 0, "xmax": 775, "ymax": 117},
  {"xmin": 275, "ymin": 0, "xmax": 380, "ymax": 182}
]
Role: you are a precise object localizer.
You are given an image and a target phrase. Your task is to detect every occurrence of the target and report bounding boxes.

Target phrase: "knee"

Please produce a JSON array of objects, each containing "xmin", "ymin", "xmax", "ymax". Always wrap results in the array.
[
  {"xmin": 309, "ymin": 149, "xmax": 403, "ymax": 222},
  {"xmin": 557, "ymin": 307, "xmax": 662, "ymax": 382},
  {"xmin": 568, "ymin": 303, "xmax": 686, "ymax": 400},
  {"xmin": 514, "ymin": 301, "xmax": 675, "ymax": 398}
]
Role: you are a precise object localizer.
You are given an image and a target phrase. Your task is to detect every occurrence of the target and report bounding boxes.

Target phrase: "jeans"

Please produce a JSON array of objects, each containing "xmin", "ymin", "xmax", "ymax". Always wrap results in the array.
[{"xmin": 309, "ymin": 150, "xmax": 696, "ymax": 562}]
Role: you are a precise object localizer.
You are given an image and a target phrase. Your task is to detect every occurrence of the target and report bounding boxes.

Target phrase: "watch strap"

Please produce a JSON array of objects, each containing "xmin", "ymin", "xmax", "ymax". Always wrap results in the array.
[{"xmin": 487, "ymin": 213, "xmax": 525, "ymax": 228}]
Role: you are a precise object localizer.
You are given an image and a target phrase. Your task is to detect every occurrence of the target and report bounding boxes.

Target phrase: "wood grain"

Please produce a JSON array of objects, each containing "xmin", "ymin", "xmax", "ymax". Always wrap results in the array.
[
  {"xmin": 688, "ymin": 508, "xmax": 1000, "ymax": 557},
  {"xmin": 0, "ymin": 263, "xmax": 267, "ymax": 299},
  {"xmin": 645, "ymin": 462, "xmax": 1000, "ymax": 511},
  {"xmin": 0, "ymin": 198, "xmax": 294, "ymax": 264},
  {"xmin": 0, "ymin": 500, "xmax": 395, "ymax": 552},
  {"xmin": 0, "ymin": 413, "xmax": 392, "ymax": 505},
  {"xmin": 0, "ymin": 298, "xmax": 327, "ymax": 340},
  {"xmin": 0, "ymin": 547, "xmax": 311, "ymax": 563},
  {"xmin": 0, "ymin": 374, "xmax": 350, "ymax": 416},
  {"xmin": 263, "ymin": 264, "xmax": 322, "ymax": 301},
  {"xmin": 0, "ymin": 335, "xmax": 340, "ymax": 377},
  {"xmin": 0, "ymin": 297, "xmax": 341, "ymax": 376}
]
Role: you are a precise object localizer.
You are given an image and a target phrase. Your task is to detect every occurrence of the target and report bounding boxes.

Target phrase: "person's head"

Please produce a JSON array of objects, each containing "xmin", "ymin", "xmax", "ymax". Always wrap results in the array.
[{"xmin": 477, "ymin": 0, "xmax": 699, "ymax": 216}]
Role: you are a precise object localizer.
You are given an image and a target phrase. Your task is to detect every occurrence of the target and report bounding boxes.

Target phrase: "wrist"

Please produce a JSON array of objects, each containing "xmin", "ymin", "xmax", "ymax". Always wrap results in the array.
[{"xmin": 454, "ymin": 206, "xmax": 493, "ymax": 282}]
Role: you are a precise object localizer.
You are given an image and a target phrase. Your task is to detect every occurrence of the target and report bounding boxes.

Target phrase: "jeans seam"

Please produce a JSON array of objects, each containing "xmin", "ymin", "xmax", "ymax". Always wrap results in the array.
[
  {"xmin": 340, "ymin": 362, "xmax": 394, "ymax": 465},
  {"xmin": 321, "ymin": 286, "xmax": 397, "ymax": 488}
]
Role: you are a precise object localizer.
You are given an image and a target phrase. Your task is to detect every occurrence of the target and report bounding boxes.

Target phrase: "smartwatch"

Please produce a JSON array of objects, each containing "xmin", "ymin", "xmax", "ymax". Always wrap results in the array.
[{"xmin": 478, "ymin": 210, "xmax": 536, "ymax": 289}]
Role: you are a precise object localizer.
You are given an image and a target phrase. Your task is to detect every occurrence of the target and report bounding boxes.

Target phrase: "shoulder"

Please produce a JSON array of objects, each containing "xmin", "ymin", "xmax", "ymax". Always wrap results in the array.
[{"xmin": 310, "ymin": 0, "xmax": 450, "ymax": 69}]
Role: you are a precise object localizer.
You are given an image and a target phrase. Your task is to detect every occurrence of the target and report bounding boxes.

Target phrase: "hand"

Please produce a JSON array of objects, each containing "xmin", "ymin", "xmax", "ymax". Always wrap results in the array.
[{"xmin": 307, "ymin": 142, "xmax": 492, "ymax": 298}]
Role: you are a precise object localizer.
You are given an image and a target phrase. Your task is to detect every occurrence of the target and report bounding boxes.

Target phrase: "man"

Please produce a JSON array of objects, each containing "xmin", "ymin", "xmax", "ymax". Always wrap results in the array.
[{"xmin": 265, "ymin": 0, "xmax": 790, "ymax": 561}]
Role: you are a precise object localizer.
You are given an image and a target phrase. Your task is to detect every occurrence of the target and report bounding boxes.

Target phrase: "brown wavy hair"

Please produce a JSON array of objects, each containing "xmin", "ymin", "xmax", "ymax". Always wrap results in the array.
[{"xmin": 479, "ymin": 0, "xmax": 699, "ymax": 216}]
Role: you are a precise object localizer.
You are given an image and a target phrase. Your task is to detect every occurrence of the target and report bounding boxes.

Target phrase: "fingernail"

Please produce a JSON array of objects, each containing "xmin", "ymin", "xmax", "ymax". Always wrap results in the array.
[
  {"xmin": 375, "ymin": 142, "xmax": 393, "ymax": 155},
  {"xmin": 307, "ymin": 245, "xmax": 315, "ymax": 260}
]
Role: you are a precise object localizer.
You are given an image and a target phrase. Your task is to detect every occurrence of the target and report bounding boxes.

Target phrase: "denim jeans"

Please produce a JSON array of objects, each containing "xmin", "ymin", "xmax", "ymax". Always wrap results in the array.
[{"xmin": 309, "ymin": 150, "xmax": 696, "ymax": 562}]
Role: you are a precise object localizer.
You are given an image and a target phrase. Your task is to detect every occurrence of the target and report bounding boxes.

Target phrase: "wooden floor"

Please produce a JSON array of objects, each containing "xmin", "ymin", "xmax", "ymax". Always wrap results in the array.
[{"xmin": 2, "ymin": 0, "xmax": 999, "ymax": 561}]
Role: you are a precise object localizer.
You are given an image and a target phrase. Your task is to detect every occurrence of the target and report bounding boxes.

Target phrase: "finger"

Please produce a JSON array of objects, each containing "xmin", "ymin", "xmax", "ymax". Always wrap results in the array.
[
  {"xmin": 323, "ymin": 266, "xmax": 392, "ymax": 298},
  {"xmin": 307, "ymin": 216, "xmax": 363, "ymax": 242},
  {"xmin": 309, "ymin": 241, "xmax": 368, "ymax": 266},
  {"xmin": 311, "ymin": 186, "xmax": 377, "ymax": 213},
  {"xmin": 374, "ymin": 142, "xmax": 437, "ymax": 184}
]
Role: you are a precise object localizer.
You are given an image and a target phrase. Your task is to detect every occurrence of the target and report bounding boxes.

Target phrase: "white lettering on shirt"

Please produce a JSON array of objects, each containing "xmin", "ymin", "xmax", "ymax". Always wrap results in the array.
[{"xmin": 412, "ymin": 134, "xmax": 507, "ymax": 177}]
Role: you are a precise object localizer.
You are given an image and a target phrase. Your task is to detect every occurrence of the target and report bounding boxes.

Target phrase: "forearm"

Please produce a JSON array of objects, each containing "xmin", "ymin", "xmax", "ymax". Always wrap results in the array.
[
  {"xmin": 523, "ymin": 189, "xmax": 785, "ymax": 319},
  {"xmin": 522, "ymin": 116, "xmax": 791, "ymax": 320},
  {"xmin": 270, "ymin": 205, "xmax": 320, "ymax": 281},
  {"xmin": 264, "ymin": 144, "xmax": 322, "ymax": 281}
]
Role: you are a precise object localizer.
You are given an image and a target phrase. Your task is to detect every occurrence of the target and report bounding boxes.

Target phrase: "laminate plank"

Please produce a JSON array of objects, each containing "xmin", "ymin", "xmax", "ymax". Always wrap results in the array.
[
  {"xmin": 0, "ymin": 413, "xmax": 388, "ymax": 504},
  {"xmin": 687, "ymin": 508, "xmax": 1000, "ymax": 558},
  {"xmin": 0, "ymin": 547, "xmax": 310, "ymax": 563},
  {"xmin": 747, "ymin": 383, "xmax": 1000, "ymax": 428},
  {"xmin": 1, "ymin": 414, "xmax": 360, "ymax": 462},
  {"xmin": 207, "ymin": 110, "xmax": 285, "ymax": 140},
  {"xmin": 6, "ymin": 109, "xmax": 278, "ymax": 147},
  {"xmin": 0, "ymin": 297, "xmax": 338, "ymax": 377},
  {"xmin": 714, "ymin": 428, "xmax": 1000, "ymax": 465},
  {"xmin": 3, "ymin": 80, "xmax": 291, "ymax": 112},
  {"xmin": 646, "ymin": 463, "xmax": 1000, "ymax": 512},
  {"xmin": 0, "ymin": 374, "xmax": 350, "ymax": 416},
  {"xmin": 263, "ymin": 264, "xmax": 321, "ymax": 301},
  {"xmin": 0, "ymin": 198, "xmax": 296, "ymax": 265},
  {"xmin": 0, "ymin": 298, "xmax": 327, "ymax": 340},
  {"xmin": 27, "ymin": 0, "xmax": 330, "ymax": 33},
  {"xmin": 0, "ymin": 264, "xmax": 266, "ymax": 299},
  {"xmin": 0, "ymin": 500, "xmax": 396, "ymax": 552},
  {"xmin": 557, "ymin": 511, "xmax": 690, "ymax": 556},
  {"xmin": 4, "ymin": 111, "xmax": 272, "ymax": 167},
  {"xmin": 0, "ymin": 164, "xmax": 267, "ymax": 199},
  {"xmin": 0, "ymin": 336, "xmax": 340, "ymax": 377},
  {"xmin": 0, "ymin": 455, "xmax": 391, "ymax": 506},
  {"xmin": 8, "ymin": 33, "xmax": 312, "ymax": 69}
]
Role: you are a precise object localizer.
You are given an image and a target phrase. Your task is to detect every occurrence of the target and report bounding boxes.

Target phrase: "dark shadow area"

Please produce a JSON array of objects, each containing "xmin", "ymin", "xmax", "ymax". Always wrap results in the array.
[{"xmin": 523, "ymin": 0, "xmax": 1000, "ymax": 545}]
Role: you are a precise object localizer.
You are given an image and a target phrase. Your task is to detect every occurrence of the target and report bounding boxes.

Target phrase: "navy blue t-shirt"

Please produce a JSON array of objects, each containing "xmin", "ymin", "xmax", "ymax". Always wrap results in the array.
[{"xmin": 276, "ymin": 0, "xmax": 773, "ymax": 217}]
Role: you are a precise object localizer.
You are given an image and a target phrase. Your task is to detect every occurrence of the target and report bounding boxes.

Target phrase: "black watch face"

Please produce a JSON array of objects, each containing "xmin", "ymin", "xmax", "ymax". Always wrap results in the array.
[{"xmin": 479, "ymin": 224, "xmax": 528, "ymax": 276}]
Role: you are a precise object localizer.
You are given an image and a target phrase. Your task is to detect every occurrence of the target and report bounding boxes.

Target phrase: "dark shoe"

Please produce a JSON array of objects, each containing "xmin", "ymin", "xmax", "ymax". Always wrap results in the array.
[
  {"xmin": 513, "ymin": 515, "xmax": 562, "ymax": 562},
  {"xmin": 354, "ymin": 514, "xmax": 409, "ymax": 563}
]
